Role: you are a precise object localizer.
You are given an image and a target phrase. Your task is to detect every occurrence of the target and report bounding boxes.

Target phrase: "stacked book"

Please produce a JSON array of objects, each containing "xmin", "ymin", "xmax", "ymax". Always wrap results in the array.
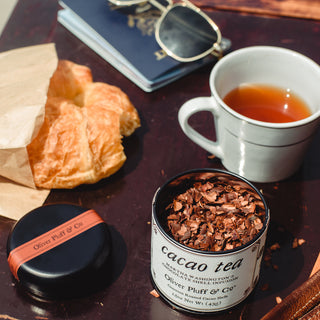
[{"xmin": 58, "ymin": 0, "xmax": 231, "ymax": 92}]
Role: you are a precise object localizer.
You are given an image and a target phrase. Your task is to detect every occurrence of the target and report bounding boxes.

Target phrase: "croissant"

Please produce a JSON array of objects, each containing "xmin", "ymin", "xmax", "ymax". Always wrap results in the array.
[{"xmin": 27, "ymin": 60, "xmax": 140, "ymax": 189}]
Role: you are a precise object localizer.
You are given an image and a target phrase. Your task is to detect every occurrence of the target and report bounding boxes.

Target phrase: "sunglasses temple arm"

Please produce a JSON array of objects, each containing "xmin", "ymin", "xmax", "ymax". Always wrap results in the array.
[
  {"xmin": 148, "ymin": 0, "xmax": 166, "ymax": 11},
  {"xmin": 181, "ymin": 0, "xmax": 201, "ymax": 12}
]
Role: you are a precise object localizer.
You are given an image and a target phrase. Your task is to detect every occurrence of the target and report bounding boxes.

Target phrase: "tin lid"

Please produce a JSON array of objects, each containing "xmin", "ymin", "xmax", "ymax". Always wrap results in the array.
[{"xmin": 6, "ymin": 204, "xmax": 112, "ymax": 300}]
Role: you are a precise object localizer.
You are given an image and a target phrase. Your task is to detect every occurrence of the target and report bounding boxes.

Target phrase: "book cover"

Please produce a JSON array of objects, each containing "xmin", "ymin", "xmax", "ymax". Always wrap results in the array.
[{"xmin": 58, "ymin": 0, "xmax": 231, "ymax": 91}]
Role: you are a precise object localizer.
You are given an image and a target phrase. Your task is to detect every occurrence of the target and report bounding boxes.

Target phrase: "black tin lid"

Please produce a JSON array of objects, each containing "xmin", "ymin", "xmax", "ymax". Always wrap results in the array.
[{"xmin": 6, "ymin": 204, "xmax": 112, "ymax": 300}]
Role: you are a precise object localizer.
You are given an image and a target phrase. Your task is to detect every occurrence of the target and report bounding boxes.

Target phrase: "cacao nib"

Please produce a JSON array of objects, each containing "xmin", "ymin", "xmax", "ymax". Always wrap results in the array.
[{"xmin": 165, "ymin": 175, "xmax": 266, "ymax": 252}]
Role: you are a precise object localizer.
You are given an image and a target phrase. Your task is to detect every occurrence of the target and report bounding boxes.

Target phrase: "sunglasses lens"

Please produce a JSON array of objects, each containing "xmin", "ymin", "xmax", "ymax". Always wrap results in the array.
[{"xmin": 158, "ymin": 6, "xmax": 218, "ymax": 60}]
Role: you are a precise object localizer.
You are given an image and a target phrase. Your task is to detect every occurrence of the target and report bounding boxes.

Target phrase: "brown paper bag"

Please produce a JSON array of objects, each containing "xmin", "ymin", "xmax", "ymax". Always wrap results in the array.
[{"xmin": 0, "ymin": 43, "xmax": 58, "ymax": 220}]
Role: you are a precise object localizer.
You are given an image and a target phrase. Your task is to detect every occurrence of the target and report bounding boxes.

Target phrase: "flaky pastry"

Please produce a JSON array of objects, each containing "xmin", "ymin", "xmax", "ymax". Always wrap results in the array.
[
  {"xmin": 27, "ymin": 60, "xmax": 140, "ymax": 189},
  {"xmin": 74, "ymin": 82, "xmax": 140, "ymax": 137}
]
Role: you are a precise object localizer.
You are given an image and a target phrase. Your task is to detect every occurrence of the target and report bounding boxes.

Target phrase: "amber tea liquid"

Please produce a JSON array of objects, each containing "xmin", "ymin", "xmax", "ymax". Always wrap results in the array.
[{"xmin": 223, "ymin": 84, "xmax": 312, "ymax": 123}]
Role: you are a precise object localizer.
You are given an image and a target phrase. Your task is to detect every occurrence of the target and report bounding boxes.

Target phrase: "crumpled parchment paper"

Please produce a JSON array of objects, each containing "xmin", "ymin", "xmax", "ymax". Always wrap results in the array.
[{"xmin": 0, "ymin": 43, "xmax": 58, "ymax": 220}]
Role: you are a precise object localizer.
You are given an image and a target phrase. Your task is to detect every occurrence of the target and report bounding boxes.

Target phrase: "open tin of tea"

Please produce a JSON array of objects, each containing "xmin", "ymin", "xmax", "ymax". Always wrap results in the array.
[{"xmin": 151, "ymin": 169, "xmax": 269, "ymax": 314}]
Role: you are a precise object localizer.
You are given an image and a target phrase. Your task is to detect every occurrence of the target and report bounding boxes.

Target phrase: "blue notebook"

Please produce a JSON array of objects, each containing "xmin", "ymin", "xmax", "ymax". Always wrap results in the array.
[{"xmin": 58, "ymin": 0, "xmax": 231, "ymax": 91}]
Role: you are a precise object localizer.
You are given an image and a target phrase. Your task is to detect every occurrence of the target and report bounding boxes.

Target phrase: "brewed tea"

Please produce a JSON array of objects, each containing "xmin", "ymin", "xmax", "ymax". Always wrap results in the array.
[{"xmin": 223, "ymin": 84, "xmax": 311, "ymax": 123}]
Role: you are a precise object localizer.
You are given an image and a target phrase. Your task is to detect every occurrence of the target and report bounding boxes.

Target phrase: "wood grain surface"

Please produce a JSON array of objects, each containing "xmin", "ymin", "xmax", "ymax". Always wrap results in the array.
[
  {"xmin": 194, "ymin": 0, "xmax": 320, "ymax": 20},
  {"xmin": 0, "ymin": 1, "xmax": 319, "ymax": 320}
]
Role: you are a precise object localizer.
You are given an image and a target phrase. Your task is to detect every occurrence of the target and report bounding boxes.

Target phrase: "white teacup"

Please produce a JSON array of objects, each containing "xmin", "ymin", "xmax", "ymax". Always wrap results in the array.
[{"xmin": 178, "ymin": 46, "xmax": 320, "ymax": 183}]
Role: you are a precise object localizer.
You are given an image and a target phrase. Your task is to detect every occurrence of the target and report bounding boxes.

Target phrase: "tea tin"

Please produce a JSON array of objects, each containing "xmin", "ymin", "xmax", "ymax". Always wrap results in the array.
[
  {"xmin": 151, "ymin": 169, "xmax": 269, "ymax": 314},
  {"xmin": 7, "ymin": 204, "xmax": 112, "ymax": 300}
]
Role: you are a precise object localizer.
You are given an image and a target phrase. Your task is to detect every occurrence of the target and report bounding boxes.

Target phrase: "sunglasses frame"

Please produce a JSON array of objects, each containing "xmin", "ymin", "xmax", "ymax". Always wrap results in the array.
[{"xmin": 108, "ymin": 0, "xmax": 223, "ymax": 62}]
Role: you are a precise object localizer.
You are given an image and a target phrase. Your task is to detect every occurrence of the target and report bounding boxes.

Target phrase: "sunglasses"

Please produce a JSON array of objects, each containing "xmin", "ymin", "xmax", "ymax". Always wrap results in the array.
[{"xmin": 108, "ymin": 0, "xmax": 226, "ymax": 62}]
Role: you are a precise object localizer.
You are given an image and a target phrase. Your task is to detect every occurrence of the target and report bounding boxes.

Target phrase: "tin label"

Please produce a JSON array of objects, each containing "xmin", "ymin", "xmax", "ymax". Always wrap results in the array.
[
  {"xmin": 7, "ymin": 209, "xmax": 104, "ymax": 280},
  {"xmin": 151, "ymin": 215, "xmax": 266, "ymax": 313}
]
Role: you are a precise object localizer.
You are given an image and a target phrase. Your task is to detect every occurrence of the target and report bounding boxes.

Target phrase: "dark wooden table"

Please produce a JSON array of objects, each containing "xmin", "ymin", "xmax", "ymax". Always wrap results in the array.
[{"xmin": 0, "ymin": 0, "xmax": 320, "ymax": 319}]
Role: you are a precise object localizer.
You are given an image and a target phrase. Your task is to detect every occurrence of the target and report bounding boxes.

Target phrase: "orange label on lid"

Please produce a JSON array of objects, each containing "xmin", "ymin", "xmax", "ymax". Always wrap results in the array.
[{"xmin": 7, "ymin": 209, "xmax": 104, "ymax": 280}]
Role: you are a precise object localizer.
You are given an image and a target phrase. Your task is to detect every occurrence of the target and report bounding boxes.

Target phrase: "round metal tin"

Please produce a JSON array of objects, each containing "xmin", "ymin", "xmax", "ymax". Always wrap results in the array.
[
  {"xmin": 7, "ymin": 204, "xmax": 112, "ymax": 300},
  {"xmin": 151, "ymin": 169, "xmax": 270, "ymax": 314}
]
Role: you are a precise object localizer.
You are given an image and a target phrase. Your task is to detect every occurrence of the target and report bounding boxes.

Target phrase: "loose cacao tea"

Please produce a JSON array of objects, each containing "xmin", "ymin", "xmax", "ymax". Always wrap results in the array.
[
  {"xmin": 151, "ymin": 169, "xmax": 269, "ymax": 313},
  {"xmin": 165, "ymin": 173, "xmax": 266, "ymax": 252}
]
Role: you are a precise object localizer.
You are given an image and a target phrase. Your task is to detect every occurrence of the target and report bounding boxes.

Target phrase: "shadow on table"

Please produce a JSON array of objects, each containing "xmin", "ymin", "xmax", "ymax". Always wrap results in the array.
[
  {"xmin": 14, "ymin": 225, "xmax": 127, "ymax": 317},
  {"xmin": 292, "ymin": 127, "xmax": 320, "ymax": 182},
  {"xmin": 259, "ymin": 221, "xmax": 304, "ymax": 293}
]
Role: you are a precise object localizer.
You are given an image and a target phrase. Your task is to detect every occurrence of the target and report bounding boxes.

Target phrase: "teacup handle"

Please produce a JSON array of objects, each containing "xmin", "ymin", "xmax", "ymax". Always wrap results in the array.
[{"xmin": 178, "ymin": 97, "xmax": 224, "ymax": 159}]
